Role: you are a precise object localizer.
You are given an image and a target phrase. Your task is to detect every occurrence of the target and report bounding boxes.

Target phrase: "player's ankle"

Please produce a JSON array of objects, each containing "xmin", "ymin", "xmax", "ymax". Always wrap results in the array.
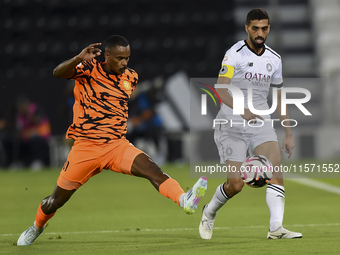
[{"xmin": 270, "ymin": 222, "xmax": 282, "ymax": 231}]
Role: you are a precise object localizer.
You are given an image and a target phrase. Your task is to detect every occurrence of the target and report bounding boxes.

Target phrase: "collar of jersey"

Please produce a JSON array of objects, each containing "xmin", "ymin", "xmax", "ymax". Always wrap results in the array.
[
  {"xmin": 244, "ymin": 40, "xmax": 266, "ymax": 57},
  {"xmin": 100, "ymin": 61, "xmax": 124, "ymax": 77}
]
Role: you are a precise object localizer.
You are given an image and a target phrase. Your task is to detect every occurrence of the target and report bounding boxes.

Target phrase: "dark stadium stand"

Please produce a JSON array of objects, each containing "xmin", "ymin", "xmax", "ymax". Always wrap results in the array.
[{"xmin": 2, "ymin": 0, "xmax": 236, "ymax": 135}]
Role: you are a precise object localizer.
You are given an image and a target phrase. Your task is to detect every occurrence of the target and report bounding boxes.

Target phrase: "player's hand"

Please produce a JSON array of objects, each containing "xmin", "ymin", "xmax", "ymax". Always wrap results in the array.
[
  {"xmin": 282, "ymin": 135, "xmax": 295, "ymax": 159},
  {"xmin": 77, "ymin": 43, "xmax": 102, "ymax": 61},
  {"xmin": 241, "ymin": 108, "xmax": 264, "ymax": 124}
]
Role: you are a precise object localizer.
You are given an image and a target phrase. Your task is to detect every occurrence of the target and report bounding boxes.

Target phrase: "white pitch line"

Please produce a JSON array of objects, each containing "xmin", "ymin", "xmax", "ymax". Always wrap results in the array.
[
  {"xmin": 2, "ymin": 223, "xmax": 339, "ymax": 237},
  {"xmin": 286, "ymin": 177, "xmax": 340, "ymax": 195}
]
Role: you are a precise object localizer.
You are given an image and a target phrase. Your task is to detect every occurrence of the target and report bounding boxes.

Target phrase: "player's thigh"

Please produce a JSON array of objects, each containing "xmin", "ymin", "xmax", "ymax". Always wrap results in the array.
[
  {"xmin": 57, "ymin": 140, "xmax": 101, "ymax": 190},
  {"xmin": 215, "ymin": 130, "xmax": 246, "ymax": 188},
  {"xmin": 107, "ymin": 140, "xmax": 144, "ymax": 175},
  {"xmin": 254, "ymin": 141, "xmax": 282, "ymax": 179},
  {"xmin": 250, "ymin": 124, "xmax": 279, "ymax": 165},
  {"xmin": 254, "ymin": 141, "xmax": 281, "ymax": 166},
  {"xmin": 103, "ymin": 139, "xmax": 165, "ymax": 185}
]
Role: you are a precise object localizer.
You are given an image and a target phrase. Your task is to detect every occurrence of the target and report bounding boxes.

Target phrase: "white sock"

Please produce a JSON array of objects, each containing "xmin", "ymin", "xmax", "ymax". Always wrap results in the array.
[
  {"xmin": 266, "ymin": 184, "xmax": 285, "ymax": 231},
  {"xmin": 205, "ymin": 183, "xmax": 229, "ymax": 219}
]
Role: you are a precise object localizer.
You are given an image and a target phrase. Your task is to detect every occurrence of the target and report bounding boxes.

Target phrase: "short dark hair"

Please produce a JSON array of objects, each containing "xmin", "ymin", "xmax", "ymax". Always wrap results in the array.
[
  {"xmin": 105, "ymin": 35, "xmax": 129, "ymax": 50},
  {"xmin": 246, "ymin": 8, "xmax": 270, "ymax": 25}
]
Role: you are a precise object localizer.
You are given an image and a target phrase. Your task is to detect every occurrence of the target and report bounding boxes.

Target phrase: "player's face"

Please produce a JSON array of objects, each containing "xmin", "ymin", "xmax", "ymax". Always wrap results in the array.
[
  {"xmin": 104, "ymin": 45, "xmax": 130, "ymax": 75},
  {"xmin": 245, "ymin": 19, "xmax": 270, "ymax": 49}
]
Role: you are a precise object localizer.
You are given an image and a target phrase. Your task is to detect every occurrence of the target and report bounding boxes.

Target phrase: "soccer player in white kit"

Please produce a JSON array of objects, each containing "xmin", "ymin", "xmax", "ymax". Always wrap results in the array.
[{"xmin": 199, "ymin": 8, "xmax": 302, "ymax": 240}]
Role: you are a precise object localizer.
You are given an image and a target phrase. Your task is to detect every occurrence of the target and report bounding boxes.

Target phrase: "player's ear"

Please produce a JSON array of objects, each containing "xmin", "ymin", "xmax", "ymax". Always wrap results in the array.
[
  {"xmin": 245, "ymin": 24, "xmax": 249, "ymax": 34},
  {"xmin": 268, "ymin": 25, "xmax": 271, "ymax": 33},
  {"xmin": 104, "ymin": 51, "xmax": 109, "ymax": 62}
]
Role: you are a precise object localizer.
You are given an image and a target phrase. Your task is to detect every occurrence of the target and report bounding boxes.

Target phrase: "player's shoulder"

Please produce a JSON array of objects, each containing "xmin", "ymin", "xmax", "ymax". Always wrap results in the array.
[
  {"xmin": 221, "ymin": 41, "xmax": 246, "ymax": 66},
  {"xmin": 79, "ymin": 58, "xmax": 98, "ymax": 69},
  {"xmin": 264, "ymin": 44, "xmax": 281, "ymax": 60},
  {"xmin": 83, "ymin": 58, "xmax": 98, "ymax": 65},
  {"xmin": 126, "ymin": 67, "xmax": 138, "ymax": 80},
  {"xmin": 227, "ymin": 40, "xmax": 247, "ymax": 54}
]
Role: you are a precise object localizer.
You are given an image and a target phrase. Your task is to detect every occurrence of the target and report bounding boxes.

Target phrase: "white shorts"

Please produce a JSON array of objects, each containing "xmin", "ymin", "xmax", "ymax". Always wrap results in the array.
[{"xmin": 214, "ymin": 123, "xmax": 278, "ymax": 163}]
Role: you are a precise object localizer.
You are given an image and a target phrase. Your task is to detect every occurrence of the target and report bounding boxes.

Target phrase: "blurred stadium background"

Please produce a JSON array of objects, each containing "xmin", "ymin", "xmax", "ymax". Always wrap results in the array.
[{"xmin": 1, "ymin": 0, "xmax": 340, "ymax": 169}]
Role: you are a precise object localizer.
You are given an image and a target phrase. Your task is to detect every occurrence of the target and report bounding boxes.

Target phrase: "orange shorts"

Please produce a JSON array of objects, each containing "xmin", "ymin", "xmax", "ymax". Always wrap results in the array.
[{"xmin": 57, "ymin": 138, "xmax": 143, "ymax": 190}]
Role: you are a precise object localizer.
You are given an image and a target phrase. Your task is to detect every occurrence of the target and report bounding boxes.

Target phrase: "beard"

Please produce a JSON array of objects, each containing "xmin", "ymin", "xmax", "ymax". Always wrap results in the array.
[{"xmin": 251, "ymin": 36, "xmax": 266, "ymax": 49}]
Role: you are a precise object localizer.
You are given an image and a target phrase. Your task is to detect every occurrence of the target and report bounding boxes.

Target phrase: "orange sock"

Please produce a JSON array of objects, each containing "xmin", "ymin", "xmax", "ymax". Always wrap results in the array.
[
  {"xmin": 159, "ymin": 178, "xmax": 185, "ymax": 206},
  {"xmin": 35, "ymin": 204, "xmax": 56, "ymax": 229}
]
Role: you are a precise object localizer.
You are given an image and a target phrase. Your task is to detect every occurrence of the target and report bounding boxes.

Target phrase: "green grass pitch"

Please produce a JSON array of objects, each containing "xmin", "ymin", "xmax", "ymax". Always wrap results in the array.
[{"xmin": 0, "ymin": 163, "xmax": 339, "ymax": 255}]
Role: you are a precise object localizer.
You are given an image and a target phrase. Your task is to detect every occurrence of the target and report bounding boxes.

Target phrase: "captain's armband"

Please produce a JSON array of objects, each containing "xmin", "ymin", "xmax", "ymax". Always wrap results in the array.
[{"xmin": 218, "ymin": 65, "xmax": 235, "ymax": 79}]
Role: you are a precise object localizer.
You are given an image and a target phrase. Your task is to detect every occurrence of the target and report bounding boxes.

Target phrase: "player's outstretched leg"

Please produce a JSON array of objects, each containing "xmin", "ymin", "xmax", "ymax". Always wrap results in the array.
[
  {"xmin": 17, "ymin": 185, "xmax": 75, "ymax": 246},
  {"xmin": 131, "ymin": 153, "xmax": 207, "ymax": 214}
]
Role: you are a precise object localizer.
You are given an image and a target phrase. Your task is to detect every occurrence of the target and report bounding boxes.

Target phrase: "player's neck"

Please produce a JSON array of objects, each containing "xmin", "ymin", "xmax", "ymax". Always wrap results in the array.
[
  {"xmin": 102, "ymin": 62, "xmax": 119, "ymax": 75},
  {"xmin": 246, "ymin": 38, "xmax": 264, "ymax": 55}
]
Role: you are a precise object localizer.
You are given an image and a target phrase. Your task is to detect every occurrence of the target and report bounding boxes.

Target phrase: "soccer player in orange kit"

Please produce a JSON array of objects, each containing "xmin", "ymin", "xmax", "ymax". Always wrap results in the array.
[{"xmin": 17, "ymin": 35, "xmax": 207, "ymax": 246}]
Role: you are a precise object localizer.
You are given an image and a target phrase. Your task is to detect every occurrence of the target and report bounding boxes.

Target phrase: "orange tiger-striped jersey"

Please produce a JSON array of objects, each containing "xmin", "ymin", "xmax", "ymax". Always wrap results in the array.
[{"xmin": 67, "ymin": 58, "xmax": 138, "ymax": 143}]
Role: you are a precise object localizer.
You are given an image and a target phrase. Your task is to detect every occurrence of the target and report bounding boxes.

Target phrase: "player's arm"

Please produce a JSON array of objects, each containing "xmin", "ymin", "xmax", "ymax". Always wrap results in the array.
[
  {"xmin": 53, "ymin": 43, "xmax": 102, "ymax": 79},
  {"xmin": 276, "ymin": 89, "xmax": 295, "ymax": 158},
  {"xmin": 216, "ymin": 70, "xmax": 263, "ymax": 123},
  {"xmin": 216, "ymin": 76, "xmax": 233, "ymax": 108}
]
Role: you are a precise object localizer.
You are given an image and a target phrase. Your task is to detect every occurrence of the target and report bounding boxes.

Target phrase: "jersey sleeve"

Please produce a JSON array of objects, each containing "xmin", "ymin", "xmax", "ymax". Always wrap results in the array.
[
  {"xmin": 70, "ymin": 59, "xmax": 94, "ymax": 80},
  {"xmin": 270, "ymin": 60, "xmax": 283, "ymax": 89},
  {"xmin": 218, "ymin": 48, "xmax": 238, "ymax": 79}
]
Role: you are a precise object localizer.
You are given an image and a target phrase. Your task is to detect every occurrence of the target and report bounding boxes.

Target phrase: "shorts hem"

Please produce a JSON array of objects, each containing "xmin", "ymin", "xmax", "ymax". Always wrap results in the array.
[{"xmin": 57, "ymin": 175, "xmax": 82, "ymax": 190}]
